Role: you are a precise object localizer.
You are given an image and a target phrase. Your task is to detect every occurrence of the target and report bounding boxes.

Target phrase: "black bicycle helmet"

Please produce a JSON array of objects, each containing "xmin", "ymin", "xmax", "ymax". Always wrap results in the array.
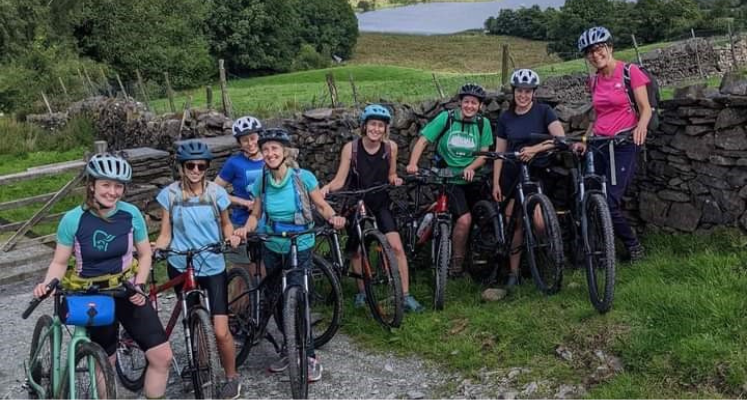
[
  {"xmin": 458, "ymin": 83, "xmax": 486, "ymax": 101},
  {"xmin": 258, "ymin": 127, "xmax": 291, "ymax": 147}
]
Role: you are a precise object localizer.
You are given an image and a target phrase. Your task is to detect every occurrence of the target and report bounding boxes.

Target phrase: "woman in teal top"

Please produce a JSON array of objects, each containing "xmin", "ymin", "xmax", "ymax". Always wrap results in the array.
[
  {"xmin": 406, "ymin": 83, "xmax": 494, "ymax": 277},
  {"xmin": 235, "ymin": 127, "xmax": 344, "ymax": 383}
]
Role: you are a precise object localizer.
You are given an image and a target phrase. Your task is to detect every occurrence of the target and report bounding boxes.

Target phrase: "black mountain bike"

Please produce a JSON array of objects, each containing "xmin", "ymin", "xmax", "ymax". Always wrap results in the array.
[
  {"xmin": 315, "ymin": 183, "xmax": 404, "ymax": 329},
  {"xmin": 474, "ymin": 151, "xmax": 564, "ymax": 295}
]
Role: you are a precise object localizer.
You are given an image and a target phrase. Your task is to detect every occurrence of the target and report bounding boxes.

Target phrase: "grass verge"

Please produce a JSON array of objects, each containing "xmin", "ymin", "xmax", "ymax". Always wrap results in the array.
[{"xmin": 339, "ymin": 229, "xmax": 747, "ymax": 398}]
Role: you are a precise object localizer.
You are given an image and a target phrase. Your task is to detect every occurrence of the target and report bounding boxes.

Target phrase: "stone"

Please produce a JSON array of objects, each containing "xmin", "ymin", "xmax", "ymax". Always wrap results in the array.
[
  {"xmin": 715, "ymin": 108, "xmax": 747, "ymax": 130},
  {"xmin": 688, "ymin": 117, "xmax": 717, "ymax": 125},
  {"xmin": 481, "ymin": 288, "xmax": 508, "ymax": 302},
  {"xmin": 677, "ymin": 107, "xmax": 719, "ymax": 118},
  {"xmin": 719, "ymin": 72, "xmax": 747, "ymax": 96},
  {"xmin": 498, "ymin": 390, "xmax": 519, "ymax": 400},
  {"xmin": 700, "ymin": 197, "xmax": 724, "ymax": 225},
  {"xmin": 659, "ymin": 190, "xmax": 690, "ymax": 202},
  {"xmin": 554, "ymin": 345, "xmax": 573, "ymax": 362},
  {"xmin": 684, "ymin": 125, "xmax": 711, "ymax": 136},
  {"xmin": 555, "ymin": 384, "xmax": 586, "ymax": 399},
  {"xmin": 709, "ymin": 155, "xmax": 737, "ymax": 166},
  {"xmin": 303, "ymin": 108, "xmax": 334, "ymax": 120},
  {"xmin": 567, "ymin": 282, "xmax": 581, "ymax": 290},
  {"xmin": 692, "ymin": 162, "xmax": 730, "ymax": 178},
  {"xmin": 674, "ymin": 83, "xmax": 707, "ymax": 100},
  {"xmin": 670, "ymin": 133, "xmax": 714, "ymax": 161},
  {"xmin": 715, "ymin": 126, "xmax": 747, "ymax": 151},
  {"xmin": 522, "ymin": 382, "xmax": 539, "ymax": 396},
  {"xmin": 659, "ymin": 123, "xmax": 679, "ymax": 135},
  {"xmin": 640, "ymin": 191, "xmax": 671, "ymax": 226},
  {"xmin": 726, "ymin": 168, "xmax": 747, "ymax": 187},
  {"xmin": 739, "ymin": 186, "xmax": 747, "ymax": 200},
  {"xmin": 714, "ymin": 189, "xmax": 746, "ymax": 218},
  {"xmin": 740, "ymin": 212, "xmax": 747, "ymax": 230},
  {"xmin": 407, "ymin": 391, "xmax": 426, "ymax": 399},
  {"xmin": 668, "ymin": 202, "xmax": 702, "ymax": 232}
]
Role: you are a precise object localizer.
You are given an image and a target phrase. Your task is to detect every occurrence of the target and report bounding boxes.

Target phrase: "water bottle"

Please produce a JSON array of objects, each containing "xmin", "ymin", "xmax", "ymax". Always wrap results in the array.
[{"xmin": 416, "ymin": 212, "xmax": 434, "ymax": 244}]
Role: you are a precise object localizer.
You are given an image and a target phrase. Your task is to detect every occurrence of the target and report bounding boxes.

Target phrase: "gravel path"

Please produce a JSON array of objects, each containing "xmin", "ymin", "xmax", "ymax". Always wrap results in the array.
[{"xmin": 0, "ymin": 280, "xmax": 451, "ymax": 399}]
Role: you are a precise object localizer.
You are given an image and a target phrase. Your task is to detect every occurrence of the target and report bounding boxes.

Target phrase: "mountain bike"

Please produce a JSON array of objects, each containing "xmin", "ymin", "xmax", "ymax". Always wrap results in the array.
[
  {"xmin": 114, "ymin": 242, "xmax": 225, "ymax": 399},
  {"xmin": 22, "ymin": 278, "xmax": 135, "ymax": 399},
  {"xmin": 474, "ymin": 150, "xmax": 564, "ymax": 295},
  {"xmin": 228, "ymin": 233, "xmax": 342, "ymax": 368},
  {"xmin": 315, "ymin": 183, "xmax": 404, "ymax": 329}
]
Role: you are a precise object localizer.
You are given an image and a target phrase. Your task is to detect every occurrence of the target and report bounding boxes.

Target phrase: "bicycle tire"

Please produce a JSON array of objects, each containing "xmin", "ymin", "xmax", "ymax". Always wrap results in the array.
[
  {"xmin": 432, "ymin": 221, "xmax": 451, "ymax": 310},
  {"xmin": 361, "ymin": 229, "xmax": 404, "ymax": 329},
  {"xmin": 227, "ymin": 267, "xmax": 257, "ymax": 368},
  {"xmin": 190, "ymin": 307, "xmax": 222, "ymax": 399},
  {"xmin": 115, "ymin": 328, "xmax": 147, "ymax": 391},
  {"xmin": 283, "ymin": 286, "xmax": 309, "ymax": 399},
  {"xmin": 58, "ymin": 341, "xmax": 118, "ymax": 399},
  {"xmin": 467, "ymin": 200, "xmax": 503, "ymax": 283},
  {"xmin": 524, "ymin": 193, "xmax": 564, "ymax": 295},
  {"xmin": 583, "ymin": 193, "xmax": 616, "ymax": 313},
  {"xmin": 310, "ymin": 254, "xmax": 343, "ymax": 347},
  {"xmin": 28, "ymin": 314, "xmax": 53, "ymax": 399}
]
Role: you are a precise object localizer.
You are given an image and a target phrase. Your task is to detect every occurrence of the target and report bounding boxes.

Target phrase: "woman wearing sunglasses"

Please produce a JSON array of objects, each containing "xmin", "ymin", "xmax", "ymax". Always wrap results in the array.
[{"xmin": 153, "ymin": 140, "xmax": 243, "ymax": 399}]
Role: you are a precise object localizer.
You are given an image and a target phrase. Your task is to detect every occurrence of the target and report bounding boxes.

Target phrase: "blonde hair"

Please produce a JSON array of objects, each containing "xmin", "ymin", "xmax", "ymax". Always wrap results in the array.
[{"xmin": 284, "ymin": 147, "xmax": 299, "ymax": 169}]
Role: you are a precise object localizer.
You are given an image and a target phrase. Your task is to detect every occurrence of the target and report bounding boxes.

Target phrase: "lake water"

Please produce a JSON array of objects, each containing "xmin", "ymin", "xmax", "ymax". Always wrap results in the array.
[{"xmin": 357, "ymin": 0, "xmax": 565, "ymax": 34}]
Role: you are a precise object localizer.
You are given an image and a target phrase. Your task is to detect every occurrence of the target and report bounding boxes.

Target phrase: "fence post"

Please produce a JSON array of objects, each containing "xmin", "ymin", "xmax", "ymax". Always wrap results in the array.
[
  {"xmin": 431, "ymin": 73, "xmax": 445, "ymax": 99},
  {"xmin": 77, "ymin": 68, "xmax": 92, "ymax": 96},
  {"xmin": 218, "ymin": 59, "xmax": 233, "ymax": 118},
  {"xmin": 206, "ymin": 86, "xmax": 213, "ymax": 111},
  {"xmin": 41, "ymin": 92, "xmax": 53, "ymax": 115},
  {"xmin": 163, "ymin": 72, "xmax": 176, "ymax": 113},
  {"xmin": 325, "ymin": 73, "xmax": 339, "ymax": 108},
  {"xmin": 82, "ymin": 66, "xmax": 96, "ymax": 95},
  {"xmin": 179, "ymin": 96, "xmax": 193, "ymax": 141},
  {"xmin": 728, "ymin": 21, "xmax": 738, "ymax": 71},
  {"xmin": 349, "ymin": 72, "xmax": 360, "ymax": 107},
  {"xmin": 94, "ymin": 140, "xmax": 108, "ymax": 154},
  {"xmin": 501, "ymin": 44, "xmax": 510, "ymax": 87},
  {"xmin": 631, "ymin": 34, "xmax": 643, "ymax": 66},
  {"xmin": 691, "ymin": 29, "xmax": 705, "ymax": 79},
  {"xmin": 135, "ymin": 69, "xmax": 151, "ymax": 110},
  {"xmin": 99, "ymin": 67, "xmax": 113, "ymax": 98},
  {"xmin": 58, "ymin": 77, "xmax": 69, "ymax": 99},
  {"xmin": 115, "ymin": 73, "xmax": 128, "ymax": 99}
]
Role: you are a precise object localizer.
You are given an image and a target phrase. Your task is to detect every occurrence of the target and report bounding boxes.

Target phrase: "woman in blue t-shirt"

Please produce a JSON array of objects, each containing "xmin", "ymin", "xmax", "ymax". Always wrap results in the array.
[
  {"xmin": 492, "ymin": 69, "xmax": 566, "ymax": 288},
  {"xmin": 216, "ymin": 115, "xmax": 265, "ymax": 270},
  {"xmin": 153, "ymin": 140, "xmax": 243, "ymax": 399},
  {"xmin": 33, "ymin": 154, "xmax": 173, "ymax": 399},
  {"xmin": 235, "ymin": 127, "xmax": 345, "ymax": 383}
]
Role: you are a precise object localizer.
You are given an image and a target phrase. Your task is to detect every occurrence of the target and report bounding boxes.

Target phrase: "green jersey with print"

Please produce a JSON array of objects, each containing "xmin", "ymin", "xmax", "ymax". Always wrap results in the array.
[{"xmin": 421, "ymin": 109, "xmax": 494, "ymax": 175}]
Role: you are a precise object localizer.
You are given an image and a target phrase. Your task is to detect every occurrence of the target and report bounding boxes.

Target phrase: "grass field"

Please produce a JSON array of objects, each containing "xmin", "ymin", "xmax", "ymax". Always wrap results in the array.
[
  {"xmin": 339, "ymin": 230, "xmax": 747, "ymax": 398},
  {"xmin": 349, "ymin": 0, "xmax": 491, "ymax": 11}
]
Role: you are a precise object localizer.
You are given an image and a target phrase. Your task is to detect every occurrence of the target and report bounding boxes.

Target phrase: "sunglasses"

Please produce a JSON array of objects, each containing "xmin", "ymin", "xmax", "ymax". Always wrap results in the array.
[{"xmin": 184, "ymin": 162, "xmax": 208, "ymax": 172}]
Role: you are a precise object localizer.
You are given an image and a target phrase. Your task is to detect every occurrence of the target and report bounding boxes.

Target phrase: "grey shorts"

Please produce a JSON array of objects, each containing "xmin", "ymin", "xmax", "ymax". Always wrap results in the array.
[{"xmin": 225, "ymin": 223, "xmax": 253, "ymax": 265}]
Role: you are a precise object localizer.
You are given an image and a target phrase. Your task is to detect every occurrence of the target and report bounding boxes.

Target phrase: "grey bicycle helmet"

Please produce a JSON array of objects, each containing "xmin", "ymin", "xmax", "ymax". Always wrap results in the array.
[
  {"xmin": 258, "ymin": 128, "xmax": 291, "ymax": 147},
  {"xmin": 578, "ymin": 26, "xmax": 612, "ymax": 52},
  {"xmin": 86, "ymin": 154, "xmax": 132, "ymax": 183},
  {"xmin": 176, "ymin": 140, "xmax": 213, "ymax": 162},
  {"xmin": 458, "ymin": 83, "xmax": 486, "ymax": 101},
  {"xmin": 232, "ymin": 115, "xmax": 262, "ymax": 138},
  {"xmin": 510, "ymin": 69, "xmax": 540, "ymax": 89}
]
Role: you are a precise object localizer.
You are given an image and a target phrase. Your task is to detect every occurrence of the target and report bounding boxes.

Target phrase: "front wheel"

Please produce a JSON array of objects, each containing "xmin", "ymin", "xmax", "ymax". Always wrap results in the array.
[
  {"xmin": 28, "ymin": 315, "xmax": 53, "ymax": 399},
  {"xmin": 583, "ymin": 193, "xmax": 616, "ymax": 313},
  {"xmin": 524, "ymin": 193, "xmax": 564, "ymax": 295},
  {"xmin": 227, "ymin": 267, "xmax": 257, "ymax": 368},
  {"xmin": 58, "ymin": 341, "xmax": 118, "ymax": 399},
  {"xmin": 283, "ymin": 286, "xmax": 309, "ymax": 399},
  {"xmin": 115, "ymin": 328, "xmax": 147, "ymax": 391},
  {"xmin": 190, "ymin": 307, "xmax": 221, "ymax": 399},
  {"xmin": 361, "ymin": 229, "xmax": 404, "ymax": 329},
  {"xmin": 310, "ymin": 254, "xmax": 343, "ymax": 347},
  {"xmin": 432, "ymin": 221, "xmax": 451, "ymax": 310}
]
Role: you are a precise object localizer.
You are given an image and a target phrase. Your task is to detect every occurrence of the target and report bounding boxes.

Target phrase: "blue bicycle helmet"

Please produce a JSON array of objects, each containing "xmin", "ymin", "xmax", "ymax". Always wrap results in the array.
[
  {"xmin": 578, "ymin": 26, "xmax": 612, "ymax": 52},
  {"xmin": 360, "ymin": 104, "xmax": 391, "ymax": 125},
  {"xmin": 176, "ymin": 140, "xmax": 213, "ymax": 162},
  {"xmin": 258, "ymin": 128, "xmax": 291, "ymax": 147},
  {"xmin": 86, "ymin": 154, "xmax": 132, "ymax": 183}
]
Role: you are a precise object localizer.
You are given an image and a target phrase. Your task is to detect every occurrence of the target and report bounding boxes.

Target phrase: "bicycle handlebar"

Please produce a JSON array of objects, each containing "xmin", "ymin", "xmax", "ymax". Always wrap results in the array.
[
  {"xmin": 22, "ymin": 278, "xmax": 138, "ymax": 319},
  {"xmin": 528, "ymin": 132, "xmax": 633, "ymax": 148},
  {"xmin": 472, "ymin": 150, "xmax": 522, "ymax": 161},
  {"xmin": 326, "ymin": 183, "xmax": 391, "ymax": 199},
  {"xmin": 153, "ymin": 241, "xmax": 228, "ymax": 261}
]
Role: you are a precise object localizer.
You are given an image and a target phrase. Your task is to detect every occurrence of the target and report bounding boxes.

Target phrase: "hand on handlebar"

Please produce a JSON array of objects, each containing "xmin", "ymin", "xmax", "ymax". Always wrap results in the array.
[
  {"xmin": 33, "ymin": 281, "xmax": 54, "ymax": 299},
  {"xmin": 406, "ymin": 163, "xmax": 419, "ymax": 175},
  {"xmin": 329, "ymin": 215, "xmax": 346, "ymax": 230},
  {"xmin": 320, "ymin": 184, "xmax": 331, "ymax": 199},
  {"xmin": 462, "ymin": 167, "xmax": 475, "ymax": 182},
  {"xmin": 227, "ymin": 234, "xmax": 241, "ymax": 249},
  {"xmin": 519, "ymin": 145, "xmax": 540, "ymax": 162},
  {"xmin": 389, "ymin": 175, "xmax": 403, "ymax": 186},
  {"xmin": 571, "ymin": 142, "xmax": 586, "ymax": 154}
]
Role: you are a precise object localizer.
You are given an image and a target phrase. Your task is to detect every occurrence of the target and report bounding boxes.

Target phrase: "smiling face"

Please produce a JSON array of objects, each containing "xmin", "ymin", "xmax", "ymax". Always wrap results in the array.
[
  {"xmin": 238, "ymin": 133, "xmax": 260, "ymax": 157},
  {"xmin": 92, "ymin": 179, "xmax": 125, "ymax": 209},
  {"xmin": 460, "ymin": 95, "xmax": 481, "ymax": 118},
  {"xmin": 513, "ymin": 87, "xmax": 534, "ymax": 109},
  {"xmin": 364, "ymin": 119, "xmax": 388, "ymax": 143},
  {"xmin": 261, "ymin": 141, "xmax": 285, "ymax": 169},
  {"xmin": 585, "ymin": 43, "xmax": 612, "ymax": 70},
  {"xmin": 180, "ymin": 160, "xmax": 209, "ymax": 184}
]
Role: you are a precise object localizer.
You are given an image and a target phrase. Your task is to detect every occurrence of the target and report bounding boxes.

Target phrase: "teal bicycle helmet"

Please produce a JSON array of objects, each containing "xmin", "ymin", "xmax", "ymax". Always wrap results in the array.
[
  {"xmin": 176, "ymin": 140, "xmax": 213, "ymax": 162},
  {"xmin": 86, "ymin": 154, "xmax": 132, "ymax": 183},
  {"xmin": 360, "ymin": 104, "xmax": 392, "ymax": 125}
]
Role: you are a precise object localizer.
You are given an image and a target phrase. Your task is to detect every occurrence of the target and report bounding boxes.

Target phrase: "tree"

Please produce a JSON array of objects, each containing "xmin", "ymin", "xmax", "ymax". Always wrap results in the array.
[
  {"xmin": 291, "ymin": 0, "xmax": 359, "ymax": 60},
  {"xmin": 205, "ymin": 0, "xmax": 302, "ymax": 74}
]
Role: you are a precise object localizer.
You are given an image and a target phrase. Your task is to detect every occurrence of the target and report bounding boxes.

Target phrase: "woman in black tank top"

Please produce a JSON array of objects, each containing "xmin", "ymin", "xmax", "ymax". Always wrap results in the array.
[{"xmin": 321, "ymin": 104, "xmax": 424, "ymax": 313}]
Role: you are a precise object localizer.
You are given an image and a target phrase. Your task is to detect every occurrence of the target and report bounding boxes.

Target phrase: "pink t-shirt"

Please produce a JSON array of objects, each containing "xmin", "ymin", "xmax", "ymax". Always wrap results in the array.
[{"xmin": 591, "ymin": 62, "xmax": 649, "ymax": 136}]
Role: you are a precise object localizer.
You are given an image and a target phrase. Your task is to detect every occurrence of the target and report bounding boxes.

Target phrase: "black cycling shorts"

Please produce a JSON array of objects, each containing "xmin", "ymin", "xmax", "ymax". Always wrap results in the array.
[
  {"xmin": 88, "ymin": 297, "xmax": 168, "ymax": 356},
  {"xmin": 167, "ymin": 264, "xmax": 228, "ymax": 316},
  {"xmin": 344, "ymin": 205, "xmax": 398, "ymax": 254},
  {"xmin": 447, "ymin": 182, "xmax": 485, "ymax": 218},
  {"xmin": 499, "ymin": 162, "xmax": 558, "ymax": 204}
]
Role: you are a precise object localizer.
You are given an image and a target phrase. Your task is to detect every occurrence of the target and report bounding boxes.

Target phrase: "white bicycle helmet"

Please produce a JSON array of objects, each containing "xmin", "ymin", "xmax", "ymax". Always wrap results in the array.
[
  {"xmin": 578, "ymin": 26, "xmax": 612, "ymax": 52},
  {"xmin": 86, "ymin": 154, "xmax": 132, "ymax": 183},
  {"xmin": 232, "ymin": 116, "xmax": 262, "ymax": 139},
  {"xmin": 510, "ymin": 69, "xmax": 540, "ymax": 89}
]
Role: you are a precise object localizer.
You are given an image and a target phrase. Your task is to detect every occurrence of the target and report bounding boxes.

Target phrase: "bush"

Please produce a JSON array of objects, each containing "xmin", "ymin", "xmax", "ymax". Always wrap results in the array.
[
  {"xmin": 358, "ymin": 1, "xmax": 372, "ymax": 12},
  {"xmin": 292, "ymin": 44, "xmax": 331, "ymax": 71},
  {"xmin": 293, "ymin": 0, "xmax": 359, "ymax": 60},
  {"xmin": 0, "ymin": 115, "xmax": 95, "ymax": 156}
]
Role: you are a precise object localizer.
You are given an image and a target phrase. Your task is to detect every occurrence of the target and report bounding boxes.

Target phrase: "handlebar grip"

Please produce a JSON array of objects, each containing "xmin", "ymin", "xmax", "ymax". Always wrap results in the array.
[{"xmin": 22, "ymin": 278, "xmax": 59, "ymax": 319}]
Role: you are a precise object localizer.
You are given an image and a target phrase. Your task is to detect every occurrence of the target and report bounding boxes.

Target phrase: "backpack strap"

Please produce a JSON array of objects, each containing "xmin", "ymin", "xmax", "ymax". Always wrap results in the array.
[
  {"xmin": 350, "ymin": 137, "xmax": 360, "ymax": 176},
  {"xmin": 623, "ymin": 63, "xmax": 638, "ymax": 114},
  {"xmin": 434, "ymin": 109, "xmax": 455, "ymax": 147},
  {"xmin": 167, "ymin": 181, "xmax": 222, "ymax": 240},
  {"xmin": 260, "ymin": 168, "xmax": 314, "ymax": 229}
]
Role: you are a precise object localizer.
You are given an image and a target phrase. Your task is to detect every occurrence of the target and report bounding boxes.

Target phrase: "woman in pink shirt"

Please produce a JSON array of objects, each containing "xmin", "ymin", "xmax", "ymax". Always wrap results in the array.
[{"xmin": 578, "ymin": 26, "xmax": 652, "ymax": 262}]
